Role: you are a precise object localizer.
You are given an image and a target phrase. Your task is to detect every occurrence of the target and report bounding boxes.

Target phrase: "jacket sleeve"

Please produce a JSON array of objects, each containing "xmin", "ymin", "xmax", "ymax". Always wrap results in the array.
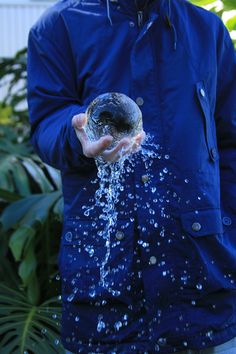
[
  {"xmin": 215, "ymin": 22, "xmax": 236, "ymax": 215},
  {"xmin": 27, "ymin": 22, "xmax": 94, "ymax": 172}
]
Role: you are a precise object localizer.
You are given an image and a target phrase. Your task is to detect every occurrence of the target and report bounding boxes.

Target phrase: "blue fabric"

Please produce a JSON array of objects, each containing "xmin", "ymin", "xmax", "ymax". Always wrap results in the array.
[{"xmin": 27, "ymin": 0, "xmax": 236, "ymax": 353}]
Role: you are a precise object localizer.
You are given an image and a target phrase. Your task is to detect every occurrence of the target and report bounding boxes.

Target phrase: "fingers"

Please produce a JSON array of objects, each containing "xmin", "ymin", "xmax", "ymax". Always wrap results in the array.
[
  {"xmin": 101, "ymin": 137, "xmax": 131, "ymax": 162},
  {"xmin": 86, "ymin": 135, "xmax": 114, "ymax": 157},
  {"xmin": 100, "ymin": 130, "xmax": 147, "ymax": 162},
  {"xmin": 130, "ymin": 130, "xmax": 146, "ymax": 153}
]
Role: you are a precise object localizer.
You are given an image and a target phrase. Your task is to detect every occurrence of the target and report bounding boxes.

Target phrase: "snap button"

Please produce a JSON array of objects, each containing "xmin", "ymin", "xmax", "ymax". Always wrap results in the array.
[
  {"xmin": 115, "ymin": 231, "xmax": 125, "ymax": 240},
  {"xmin": 210, "ymin": 147, "xmax": 218, "ymax": 160},
  {"xmin": 136, "ymin": 97, "xmax": 144, "ymax": 106},
  {"xmin": 200, "ymin": 88, "xmax": 205, "ymax": 97},
  {"xmin": 141, "ymin": 174, "xmax": 149, "ymax": 183},
  {"xmin": 149, "ymin": 256, "xmax": 157, "ymax": 265},
  {"xmin": 222, "ymin": 216, "xmax": 232, "ymax": 226},
  {"xmin": 192, "ymin": 222, "xmax": 201, "ymax": 232},
  {"xmin": 129, "ymin": 21, "xmax": 135, "ymax": 27}
]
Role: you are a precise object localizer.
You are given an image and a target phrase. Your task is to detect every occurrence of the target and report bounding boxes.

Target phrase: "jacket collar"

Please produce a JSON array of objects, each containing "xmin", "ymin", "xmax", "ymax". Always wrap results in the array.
[{"xmin": 100, "ymin": 0, "xmax": 177, "ymax": 51}]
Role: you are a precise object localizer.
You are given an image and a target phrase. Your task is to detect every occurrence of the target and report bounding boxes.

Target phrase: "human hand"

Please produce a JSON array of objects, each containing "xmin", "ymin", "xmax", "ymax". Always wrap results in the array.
[{"xmin": 72, "ymin": 113, "xmax": 146, "ymax": 162}]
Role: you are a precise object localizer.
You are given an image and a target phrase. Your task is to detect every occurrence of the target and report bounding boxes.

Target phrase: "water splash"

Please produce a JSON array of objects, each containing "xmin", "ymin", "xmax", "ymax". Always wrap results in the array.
[{"xmin": 82, "ymin": 133, "xmax": 161, "ymax": 291}]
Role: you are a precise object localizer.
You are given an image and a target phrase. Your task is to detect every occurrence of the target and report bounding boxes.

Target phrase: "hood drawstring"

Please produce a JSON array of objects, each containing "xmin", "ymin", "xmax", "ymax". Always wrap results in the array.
[
  {"xmin": 165, "ymin": 0, "xmax": 177, "ymax": 51},
  {"xmin": 106, "ymin": 0, "xmax": 113, "ymax": 26}
]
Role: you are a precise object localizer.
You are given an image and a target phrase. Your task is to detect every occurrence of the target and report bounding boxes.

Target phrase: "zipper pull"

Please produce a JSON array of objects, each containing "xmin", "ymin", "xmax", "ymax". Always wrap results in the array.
[{"xmin": 137, "ymin": 10, "xmax": 143, "ymax": 28}]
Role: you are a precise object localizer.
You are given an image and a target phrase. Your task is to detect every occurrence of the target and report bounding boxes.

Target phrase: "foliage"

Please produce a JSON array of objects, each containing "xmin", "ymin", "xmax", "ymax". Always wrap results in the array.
[
  {"xmin": 0, "ymin": 125, "xmax": 63, "ymax": 351},
  {"xmin": 0, "ymin": 284, "xmax": 64, "ymax": 354},
  {"xmin": 0, "ymin": 48, "xmax": 28, "ymax": 128}
]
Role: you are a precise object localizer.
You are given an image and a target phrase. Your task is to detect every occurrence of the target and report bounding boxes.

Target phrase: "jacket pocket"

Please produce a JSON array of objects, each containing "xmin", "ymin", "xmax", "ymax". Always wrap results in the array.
[
  {"xmin": 59, "ymin": 217, "xmax": 135, "ymax": 303},
  {"xmin": 196, "ymin": 81, "xmax": 219, "ymax": 163},
  {"xmin": 177, "ymin": 208, "xmax": 236, "ymax": 297}
]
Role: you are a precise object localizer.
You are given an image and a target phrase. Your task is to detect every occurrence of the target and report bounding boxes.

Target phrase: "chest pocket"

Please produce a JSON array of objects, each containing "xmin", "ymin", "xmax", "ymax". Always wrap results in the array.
[{"xmin": 196, "ymin": 81, "xmax": 219, "ymax": 163}]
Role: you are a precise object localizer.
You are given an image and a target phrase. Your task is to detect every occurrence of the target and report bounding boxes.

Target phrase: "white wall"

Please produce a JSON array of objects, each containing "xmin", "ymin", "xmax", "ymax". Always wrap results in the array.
[
  {"xmin": 0, "ymin": 0, "xmax": 55, "ymax": 58},
  {"xmin": 0, "ymin": 0, "xmax": 55, "ymax": 102}
]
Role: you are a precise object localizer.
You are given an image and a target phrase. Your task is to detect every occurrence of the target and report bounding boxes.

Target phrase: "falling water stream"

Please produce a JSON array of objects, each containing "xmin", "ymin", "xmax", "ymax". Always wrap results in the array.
[{"xmin": 80, "ymin": 133, "xmax": 161, "ymax": 293}]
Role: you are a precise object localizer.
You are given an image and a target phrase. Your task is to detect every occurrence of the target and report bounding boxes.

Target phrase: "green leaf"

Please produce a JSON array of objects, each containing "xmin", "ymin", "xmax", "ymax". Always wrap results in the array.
[
  {"xmin": 21, "ymin": 158, "xmax": 54, "ymax": 193},
  {"xmin": 9, "ymin": 225, "xmax": 35, "ymax": 261},
  {"xmin": 11, "ymin": 162, "xmax": 31, "ymax": 196},
  {"xmin": 225, "ymin": 14, "xmax": 236, "ymax": 31},
  {"xmin": 0, "ymin": 284, "xmax": 64, "ymax": 354},
  {"xmin": 27, "ymin": 273, "xmax": 40, "ymax": 307},
  {"xmin": 18, "ymin": 239, "xmax": 37, "ymax": 287},
  {"xmin": 191, "ymin": 0, "xmax": 217, "ymax": 6},
  {"xmin": 0, "ymin": 188, "xmax": 22, "ymax": 202},
  {"xmin": 0, "ymin": 191, "xmax": 61, "ymax": 231}
]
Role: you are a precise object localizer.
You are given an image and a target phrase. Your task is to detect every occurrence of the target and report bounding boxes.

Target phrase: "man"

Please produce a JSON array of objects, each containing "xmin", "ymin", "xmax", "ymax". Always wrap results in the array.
[{"xmin": 27, "ymin": 0, "xmax": 236, "ymax": 353}]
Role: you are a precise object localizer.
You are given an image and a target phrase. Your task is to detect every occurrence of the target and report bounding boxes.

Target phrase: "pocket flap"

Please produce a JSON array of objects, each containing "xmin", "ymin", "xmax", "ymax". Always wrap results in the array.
[
  {"xmin": 195, "ymin": 81, "xmax": 219, "ymax": 162},
  {"xmin": 180, "ymin": 208, "xmax": 223, "ymax": 237}
]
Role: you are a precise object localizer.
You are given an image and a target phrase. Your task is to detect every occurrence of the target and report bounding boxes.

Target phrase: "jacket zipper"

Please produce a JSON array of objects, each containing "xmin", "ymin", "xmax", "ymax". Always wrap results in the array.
[{"xmin": 137, "ymin": 10, "xmax": 143, "ymax": 28}]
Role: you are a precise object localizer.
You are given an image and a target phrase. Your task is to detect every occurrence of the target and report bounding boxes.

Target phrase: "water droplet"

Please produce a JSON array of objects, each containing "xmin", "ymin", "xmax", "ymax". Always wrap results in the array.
[
  {"xmin": 184, "ymin": 179, "xmax": 189, "ymax": 183},
  {"xmin": 75, "ymin": 316, "xmax": 80, "ymax": 322},
  {"xmin": 85, "ymin": 245, "xmax": 95, "ymax": 257},
  {"xmin": 67, "ymin": 293, "xmax": 75, "ymax": 302},
  {"xmin": 65, "ymin": 232, "xmax": 73, "ymax": 242},
  {"xmin": 114, "ymin": 321, "xmax": 122, "ymax": 331},
  {"xmin": 89, "ymin": 289, "xmax": 96, "ymax": 298},
  {"xmin": 157, "ymin": 337, "xmax": 167, "ymax": 346},
  {"xmin": 196, "ymin": 283, "xmax": 202, "ymax": 290},
  {"xmin": 206, "ymin": 330, "xmax": 213, "ymax": 340}
]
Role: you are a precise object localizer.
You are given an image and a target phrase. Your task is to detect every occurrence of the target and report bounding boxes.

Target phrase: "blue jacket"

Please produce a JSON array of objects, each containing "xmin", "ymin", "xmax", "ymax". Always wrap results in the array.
[{"xmin": 27, "ymin": 0, "xmax": 236, "ymax": 353}]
